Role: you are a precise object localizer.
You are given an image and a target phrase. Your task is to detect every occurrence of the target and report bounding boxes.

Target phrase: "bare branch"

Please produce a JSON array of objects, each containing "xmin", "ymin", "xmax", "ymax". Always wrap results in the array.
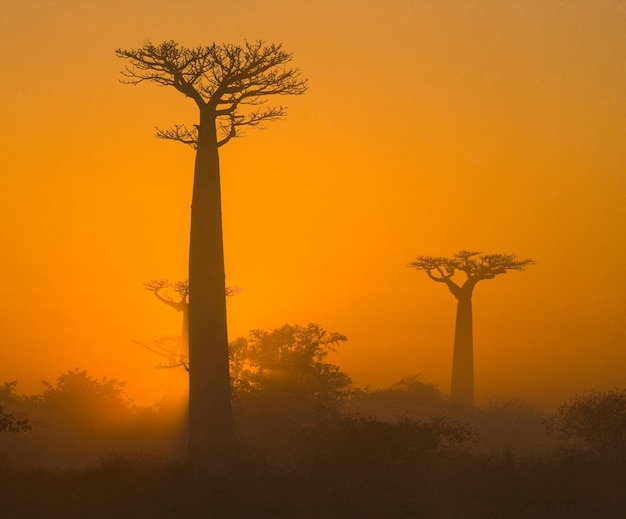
[
  {"xmin": 116, "ymin": 41, "xmax": 216, "ymax": 106},
  {"xmin": 172, "ymin": 279, "xmax": 190, "ymax": 298},
  {"xmin": 133, "ymin": 337, "xmax": 188, "ymax": 371},
  {"xmin": 143, "ymin": 279, "xmax": 171, "ymax": 292},
  {"xmin": 216, "ymin": 114, "xmax": 238, "ymax": 147},
  {"xmin": 409, "ymin": 256, "xmax": 455, "ymax": 279},
  {"xmin": 132, "ymin": 339, "xmax": 173, "ymax": 361},
  {"xmin": 144, "ymin": 278, "xmax": 237, "ymax": 310},
  {"xmin": 155, "ymin": 124, "xmax": 198, "ymax": 149},
  {"xmin": 144, "ymin": 279, "xmax": 186, "ymax": 311}
]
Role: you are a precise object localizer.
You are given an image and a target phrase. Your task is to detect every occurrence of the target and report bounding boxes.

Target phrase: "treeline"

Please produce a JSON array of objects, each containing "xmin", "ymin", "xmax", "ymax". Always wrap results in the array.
[{"xmin": 1, "ymin": 324, "xmax": 625, "ymax": 517}]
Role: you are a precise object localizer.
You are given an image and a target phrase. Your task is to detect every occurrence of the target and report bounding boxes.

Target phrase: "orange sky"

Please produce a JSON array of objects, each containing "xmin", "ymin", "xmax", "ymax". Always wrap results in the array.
[{"xmin": 2, "ymin": 0, "xmax": 625, "ymax": 409}]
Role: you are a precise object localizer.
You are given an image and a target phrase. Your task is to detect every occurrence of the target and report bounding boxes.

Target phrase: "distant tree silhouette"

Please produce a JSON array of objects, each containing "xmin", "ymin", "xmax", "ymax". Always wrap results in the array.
[
  {"xmin": 138, "ymin": 280, "xmax": 240, "ymax": 415},
  {"xmin": 141, "ymin": 279, "xmax": 240, "ymax": 372},
  {"xmin": 0, "ymin": 382, "xmax": 29, "ymax": 433},
  {"xmin": 545, "ymin": 388, "xmax": 626, "ymax": 461},
  {"xmin": 0, "ymin": 372, "xmax": 168, "ymax": 469},
  {"xmin": 409, "ymin": 250, "xmax": 533, "ymax": 407},
  {"xmin": 346, "ymin": 375, "xmax": 447, "ymax": 421},
  {"xmin": 0, "ymin": 407, "xmax": 29, "ymax": 434},
  {"xmin": 142, "ymin": 279, "xmax": 190, "ymax": 372},
  {"xmin": 116, "ymin": 41, "xmax": 307, "ymax": 462}
]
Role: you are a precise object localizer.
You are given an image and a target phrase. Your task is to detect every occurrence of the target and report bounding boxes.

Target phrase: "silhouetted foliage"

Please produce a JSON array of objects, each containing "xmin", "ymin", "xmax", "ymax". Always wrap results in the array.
[
  {"xmin": 229, "ymin": 323, "xmax": 351, "ymax": 458},
  {"xmin": 457, "ymin": 399, "xmax": 552, "ymax": 456},
  {"xmin": 0, "ymin": 370, "xmax": 167, "ymax": 469},
  {"xmin": 328, "ymin": 414, "xmax": 479, "ymax": 461},
  {"xmin": 545, "ymin": 388, "xmax": 626, "ymax": 461},
  {"xmin": 37, "ymin": 369, "xmax": 131, "ymax": 422},
  {"xmin": 0, "ymin": 382, "xmax": 30, "ymax": 434},
  {"xmin": 2, "ymin": 446, "xmax": 624, "ymax": 518},
  {"xmin": 1, "ymin": 369, "xmax": 625, "ymax": 517},
  {"xmin": 0, "ymin": 408, "xmax": 26, "ymax": 433},
  {"xmin": 347, "ymin": 374, "xmax": 448, "ymax": 421},
  {"xmin": 230, "ymin": 323, "xmax": 351, "ymax": 410}
]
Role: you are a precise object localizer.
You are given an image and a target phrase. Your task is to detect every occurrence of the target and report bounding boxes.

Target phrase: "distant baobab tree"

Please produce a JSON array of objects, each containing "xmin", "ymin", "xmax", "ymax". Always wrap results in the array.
[
  {"xmin": 141, "ymin": 279, "xmax": 240, "ymax": 372},
  {"xmin": 137, "ymin": 280, "xmax": 239, "ymax": 417},
  {"xmin": 116, "ymin": 40, "xmax": 307, "ymax": 462},
  {"xmin": 143, "ymin": 279, "xmax": 190, "ymax": 372},
  {"xmin": 409, "ymin": 250, "xmax": 533, "ymax": 407}
]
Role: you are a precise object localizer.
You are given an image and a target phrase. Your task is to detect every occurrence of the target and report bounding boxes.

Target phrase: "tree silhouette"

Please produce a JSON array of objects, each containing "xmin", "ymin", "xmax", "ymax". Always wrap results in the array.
[
  {"xmin": 141, "ymin": 279, "xmax": 240, "ymax": 371},
  {"xmin": 0, "ymin": 407, "xmax": 29, "ymax": 434},
  {"xmin": 545, "ymin": 388, "xmax": 626, "ymax": 461},
  {"xmin": 409, "ymin": 250, "xmax": 533, "ymax": 407},
  {"xmin": 116, "ymin": 40, "xmax": 307, "ymax": 461},
  {"xmin": 0, "ymin": 381, "xmax": 30, "ymax": 434},
  {"xmin": 142, "ymin": 279, "xmax": 190, "ymax": 372},
  {"xmin": 229, "ymin": 323, "xmax": 351, "ymax": 457},
  {"xmin": 230, "ymin": 323, "xmax": 352, "ymax": 416}
]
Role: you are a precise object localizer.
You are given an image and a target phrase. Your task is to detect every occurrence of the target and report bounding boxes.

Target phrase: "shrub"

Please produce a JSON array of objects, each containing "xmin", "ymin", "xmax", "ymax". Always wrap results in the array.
[{"xmin": 545, "ymin": 388, "xmax": 626, "ymax": 461}]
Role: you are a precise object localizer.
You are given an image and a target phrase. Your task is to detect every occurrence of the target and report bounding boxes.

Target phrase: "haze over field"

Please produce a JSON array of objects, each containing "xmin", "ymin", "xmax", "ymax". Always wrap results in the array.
[{"xmin": 2, "ymin": 0, "xmax": 625, "ymax": 409}]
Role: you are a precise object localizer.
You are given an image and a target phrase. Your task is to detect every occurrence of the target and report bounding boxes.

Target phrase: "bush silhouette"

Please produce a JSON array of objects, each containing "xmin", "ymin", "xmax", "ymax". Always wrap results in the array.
[{"xmin": 545, "ymin": 388, "xmax": 626, "ymax": 461}]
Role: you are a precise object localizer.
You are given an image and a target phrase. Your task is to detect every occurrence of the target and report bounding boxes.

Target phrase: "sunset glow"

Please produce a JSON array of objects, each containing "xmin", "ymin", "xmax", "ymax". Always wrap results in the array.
[{"xmin": 2, "ymin": 0, "xmax": 625, "ymax": 410}]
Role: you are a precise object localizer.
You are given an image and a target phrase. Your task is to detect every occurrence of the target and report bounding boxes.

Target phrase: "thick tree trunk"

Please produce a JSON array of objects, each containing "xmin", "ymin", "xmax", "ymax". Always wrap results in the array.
[
  {"xmin": 180, "ymin": 305, "xmax": 189, "ymax": 362},
  {"xmin": 451, "ymin": 291, "xmax": 474, "ymax": 407},
  {"xmin": 187, "ymin": 110, "xmax": 234, "ymax": 463}
]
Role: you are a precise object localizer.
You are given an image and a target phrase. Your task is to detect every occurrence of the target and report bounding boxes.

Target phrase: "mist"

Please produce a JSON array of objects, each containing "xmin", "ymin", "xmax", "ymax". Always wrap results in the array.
[{"xmin": 2, "ymin": 0, "xmax": 626, "ymax": 516}]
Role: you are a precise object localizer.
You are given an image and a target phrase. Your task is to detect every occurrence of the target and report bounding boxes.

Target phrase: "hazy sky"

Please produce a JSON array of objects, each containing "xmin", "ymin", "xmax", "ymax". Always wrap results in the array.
[{"xmin": 2, "ymin": 0, "xmax": 625, "ymax": 408}]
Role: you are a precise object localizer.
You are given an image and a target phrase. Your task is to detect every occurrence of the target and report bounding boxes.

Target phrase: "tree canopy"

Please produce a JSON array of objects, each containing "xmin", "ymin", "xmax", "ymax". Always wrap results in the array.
[
  {"xmin": 410, "ymin": 250, "xmax": 534, "ymax": 294},
  {"xmin": 116, "ymin": 40, "xmax": 308, "ymax": 148},
  {"xmin": 230, "ymin": 323, "xmax": 352, "ymax": 417}
]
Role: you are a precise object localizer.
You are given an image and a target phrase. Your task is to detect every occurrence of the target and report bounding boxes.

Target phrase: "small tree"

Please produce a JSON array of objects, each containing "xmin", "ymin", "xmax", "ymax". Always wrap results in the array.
[
  {"xmin": 409, "ymin": 250, "xmax": 533, "ymax": 407},
  {"xmin": 117, "ymin": 41, "xmax": 307, "ymax": 462},
  {"xmin": 229, "ymin": 323, "xmax": 351, "ymax": 457},
  {"xmin": 230, "ymin": 323, "xmax": 352, "ymax": 417}
]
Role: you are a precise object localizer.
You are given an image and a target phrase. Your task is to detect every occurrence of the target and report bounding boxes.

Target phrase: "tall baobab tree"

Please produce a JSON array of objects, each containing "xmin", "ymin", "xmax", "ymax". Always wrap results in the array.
[
  {"xmin": 409, "ymin": 251, "xmax": 533, "ymax": 407},
  {"xmin": 116, "ymin": 40, "xmax": 307, "ymax": 462}
]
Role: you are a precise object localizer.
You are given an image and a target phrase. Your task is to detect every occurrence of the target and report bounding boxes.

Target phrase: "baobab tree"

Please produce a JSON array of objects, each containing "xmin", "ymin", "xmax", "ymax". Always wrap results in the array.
[
  {"xmin": 409, "ymin": 250, "xmax": 533, "ymax": 407},
  {"xmin": 141, "ymin": 279, "xmax": 240, "ymax": 372},
  {"xmin": 116, "ymin": 40, "xmax": 307, "ymax": 462},
  {"xmin": 143, "ymin": 279, "xmax": 190, "ymax": 372}
]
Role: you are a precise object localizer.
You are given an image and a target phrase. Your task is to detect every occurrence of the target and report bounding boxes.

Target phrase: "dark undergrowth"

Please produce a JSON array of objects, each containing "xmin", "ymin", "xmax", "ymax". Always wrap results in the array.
[
  {"xmin": 2, "ymin": 370, "xmax": 625, "ymax": 517},
  {"xmin": 1, "ymin": 435, "xmax": 625, "ymax": 518}
]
